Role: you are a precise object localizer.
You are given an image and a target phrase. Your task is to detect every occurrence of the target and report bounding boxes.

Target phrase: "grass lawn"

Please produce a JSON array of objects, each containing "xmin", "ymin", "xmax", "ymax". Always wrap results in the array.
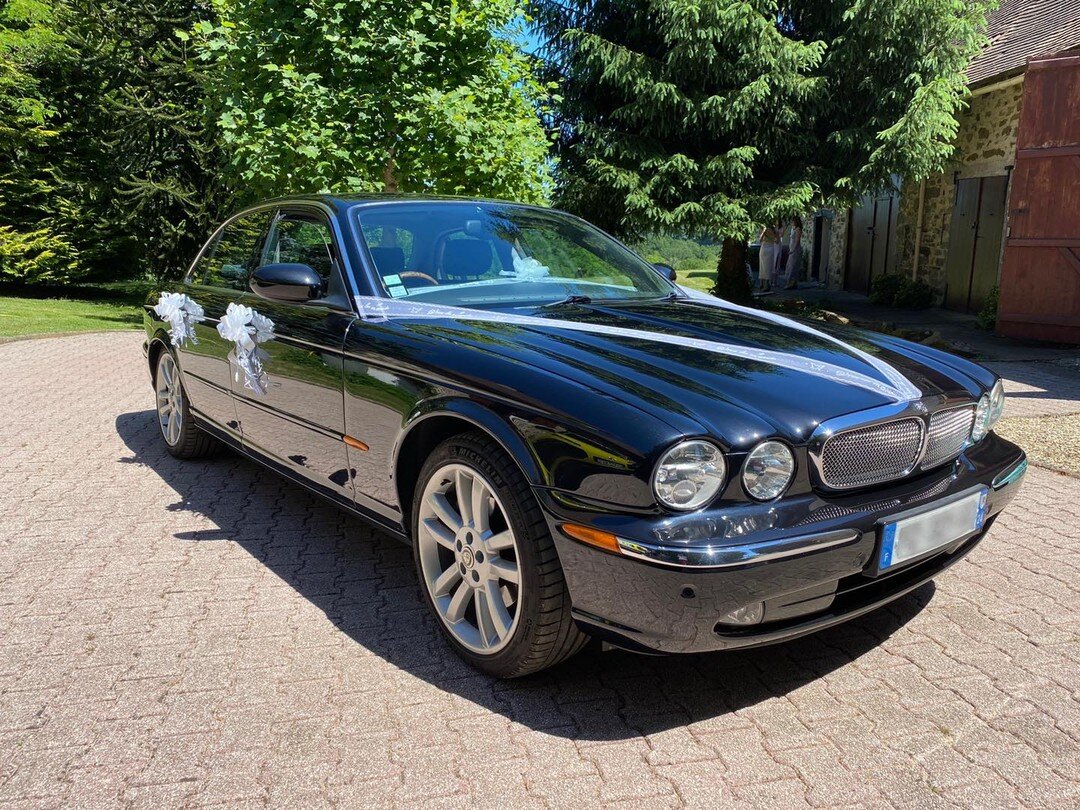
[
  {"xmin": 0, "ymin": 281, "xmax": 150, "ymax": 339},
  {"xmin": 677, "ymin": 267, "xmax": 718, "ymax": 294}
]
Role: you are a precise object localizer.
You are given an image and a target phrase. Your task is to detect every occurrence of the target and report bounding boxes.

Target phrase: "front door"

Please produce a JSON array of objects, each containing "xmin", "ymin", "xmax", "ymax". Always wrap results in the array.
[
  {"xmin": 178, "ymin": 209, "xmax": 274, "ymax": 438},
  {"xmin": 228, "ymin": 208, "xmax": 356, "ymax": 503},
  {"xmin": 943, "ymin": 175, "xmax": 1008, "ymax": 314}
]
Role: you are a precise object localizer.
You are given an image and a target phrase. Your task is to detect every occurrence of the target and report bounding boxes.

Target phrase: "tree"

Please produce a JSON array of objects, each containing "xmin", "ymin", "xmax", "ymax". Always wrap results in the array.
[
  {"xmin": 0, "ymin": 0, "xmax": 225, "ymax": 283},
  {"xmin": 194, "ymin": 0, "xmax": 555, "ymax": 204},
  {"xmin": 534, "ymin": 0, "xmax": 992, "ymax": 300},
  {"xmin": 0, "ymin": 0, "xmax": 78, "ymax": 282}
]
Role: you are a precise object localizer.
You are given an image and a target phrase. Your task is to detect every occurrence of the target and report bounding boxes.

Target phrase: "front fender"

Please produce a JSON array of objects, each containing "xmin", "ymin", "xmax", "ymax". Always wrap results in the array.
[{"xmin": 394, "ymin": 396, "xmax": 661, "ymax": 511}]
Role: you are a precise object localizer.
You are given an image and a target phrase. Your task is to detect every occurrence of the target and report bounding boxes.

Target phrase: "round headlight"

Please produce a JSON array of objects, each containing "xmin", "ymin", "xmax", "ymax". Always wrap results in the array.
[
  {"xmin": 988, "ymin": 379, "xmax": 1005, "ymax": 426},
  {"xmin": 972, "ymin": 393, "xmax": 991, "ymax": 442},
  {"xmin": 973, "ymin": 380, "xmax": 1006, "ymax": 443},
  {"xmin": 742, "ymin": 440, "xmax": 796, "ymax": 501},
  {"xmin": 653, "ymin": 440, "xmax": 726, "ymax": 511}
]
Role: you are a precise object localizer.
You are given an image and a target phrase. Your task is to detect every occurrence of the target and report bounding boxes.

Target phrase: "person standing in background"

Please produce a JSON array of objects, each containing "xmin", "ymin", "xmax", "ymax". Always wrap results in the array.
[
  {"xmin": 784, "ymin": 216, "xmax": 803, "ymax": 289},
  {"xmin": 758, "ymin": 222, "xmax": 779, "ymax": 293}
]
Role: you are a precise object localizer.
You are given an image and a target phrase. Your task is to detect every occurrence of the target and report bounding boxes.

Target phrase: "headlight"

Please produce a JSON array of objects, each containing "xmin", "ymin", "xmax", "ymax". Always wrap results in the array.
[
  {"xmin": 742, "ymin": 440, "xmax": 796, "ymax": 501},
  {"xmin": 972, "ymin": 380, "xmax": 1006, "ymax": 442},
  {"xmin": 653, "ymin": 440, "xmax": 726, "ymax": 511},
  {"xmin": 988, "ymin": 379, "xmax": 1005, "ymax": 425}
]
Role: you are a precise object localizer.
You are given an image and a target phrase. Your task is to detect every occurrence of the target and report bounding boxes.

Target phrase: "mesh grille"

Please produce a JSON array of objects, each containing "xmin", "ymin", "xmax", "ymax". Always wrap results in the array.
[
  {"xmin": 923, "ymin": 405, "xmax": 975, "ymax": 469},
  {"xmin": 820, "ymin": 418, "xmax": 923, "ymax": 489}
]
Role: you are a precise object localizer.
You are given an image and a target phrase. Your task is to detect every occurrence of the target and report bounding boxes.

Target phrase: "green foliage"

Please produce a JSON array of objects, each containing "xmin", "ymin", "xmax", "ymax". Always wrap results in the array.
[
  {"xmin": 534, "ymin": 0, "xmax": 992, "ymax": 243},
  {"xmin": 0, "ymin": 0, "xmax": 79, "ymax": 282},
  {"xmin": 870, "ymin": 273, "xmax": 934, "ymax": 309},
  {"xmin": 195, "ymin": 0, "xmax": 554, "ymax": 203},
  {"xmin": 0, "ymin": 225, "xmax": 78, "ymax": 283},
  {"xmin": 977, "ymin": 285, "xmax": 999, "ymax": 330},
  {"xmin": 633, "ymin": 235, "xmax": 721, "ymax": 272},
  {"xmin": 0, "ymin": 0, "xmax": 224, "ymax": 283}
]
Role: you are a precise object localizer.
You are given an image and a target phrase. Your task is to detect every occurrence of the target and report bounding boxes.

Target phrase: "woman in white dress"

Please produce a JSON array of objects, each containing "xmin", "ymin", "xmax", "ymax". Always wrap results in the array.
[
  {"xmin": 783, "ymin": 216, "xmax": 803, "ymax": 289},
  {"xmin": 758, "ymin": 222, "xmax": 779, "ymax": 292}
]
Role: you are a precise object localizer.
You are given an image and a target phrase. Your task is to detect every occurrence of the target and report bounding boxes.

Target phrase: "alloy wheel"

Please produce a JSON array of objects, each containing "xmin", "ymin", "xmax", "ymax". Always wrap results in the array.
[
  {"xmin": 156, "ymin": 353, "xmax": 184, "ymax": 446},
  {"xmin": 417, "ymin": 463, "xmax": 522, "ymax": 654}
]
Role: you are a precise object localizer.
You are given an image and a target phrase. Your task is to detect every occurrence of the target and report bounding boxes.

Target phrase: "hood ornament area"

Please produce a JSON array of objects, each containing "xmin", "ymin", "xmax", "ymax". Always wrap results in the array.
[{"xmin": 216, "ymin": 302, "xmax": 276, "ymax": 395}]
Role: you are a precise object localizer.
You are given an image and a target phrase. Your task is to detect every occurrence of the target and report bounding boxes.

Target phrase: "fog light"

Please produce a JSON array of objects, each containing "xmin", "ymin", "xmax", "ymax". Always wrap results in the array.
[{"xmin": 718, "ymin": 601, "xmax": 764, "ymax": 626}]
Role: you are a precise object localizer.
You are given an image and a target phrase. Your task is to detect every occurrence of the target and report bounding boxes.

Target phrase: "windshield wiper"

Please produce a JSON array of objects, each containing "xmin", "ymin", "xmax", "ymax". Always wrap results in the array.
[{"xmin": 538, "ymin": 294, "xmax": 593, "ymax": 310}]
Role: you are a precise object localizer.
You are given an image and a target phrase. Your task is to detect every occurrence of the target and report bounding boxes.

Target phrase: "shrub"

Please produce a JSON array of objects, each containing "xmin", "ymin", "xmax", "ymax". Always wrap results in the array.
[
  {"xmin": 892, "ymin": 278, "xmax": 934, "ymax": 309},
  {"xmin": 869, "ymin": 274, "xmax": 934, "ymax": 309},
  {"xmin": 977, "ymin": 286, "xmax": 999, "ymax": 330},
  {"xmin": 869, "ymin": 274, "xmax": 905, "ymax": 305}
]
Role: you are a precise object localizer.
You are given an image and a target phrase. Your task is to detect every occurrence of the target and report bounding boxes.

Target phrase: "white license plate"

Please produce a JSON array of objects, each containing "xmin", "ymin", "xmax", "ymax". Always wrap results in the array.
[{"xmin": 879, "ymin": 488, "xmax": 988, "ymax": 570}]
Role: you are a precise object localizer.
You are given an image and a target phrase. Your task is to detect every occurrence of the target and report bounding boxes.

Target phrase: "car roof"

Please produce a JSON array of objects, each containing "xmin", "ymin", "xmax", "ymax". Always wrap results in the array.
[{"xmin": 256, "ymin": 193, "xmax": 557, "ymax": 215}]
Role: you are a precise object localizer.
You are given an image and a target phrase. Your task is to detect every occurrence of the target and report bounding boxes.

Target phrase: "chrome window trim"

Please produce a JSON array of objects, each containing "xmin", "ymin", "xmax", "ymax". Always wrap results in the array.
[{"xmin": 185, "ymin": 200, "xmax": 366, "ymax": 315}]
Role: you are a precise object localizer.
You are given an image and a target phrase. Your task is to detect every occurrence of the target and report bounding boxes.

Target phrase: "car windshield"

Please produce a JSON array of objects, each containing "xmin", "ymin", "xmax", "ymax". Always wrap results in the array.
[{"xmin": 353, "ymin": 202, "xmax": 676, "ymax": 307}]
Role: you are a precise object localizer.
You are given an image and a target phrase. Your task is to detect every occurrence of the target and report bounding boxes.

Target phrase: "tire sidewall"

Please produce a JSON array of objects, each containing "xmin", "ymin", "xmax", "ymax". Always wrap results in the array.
[
  {"xmin": 412, "ymin": 434, "xmax": 547, "ymax": 676},
  {"xmin": 155, "ymin": 348, "xmax": 191, "ymax": 452}
]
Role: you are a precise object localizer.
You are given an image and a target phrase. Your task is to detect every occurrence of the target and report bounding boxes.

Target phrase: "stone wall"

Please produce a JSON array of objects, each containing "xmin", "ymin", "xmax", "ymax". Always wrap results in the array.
[
  {"xmin": 892, "ymin": 79, "xmax": 1024, "ymax": 298},
  {"xmin": 825, "ymin": 208, "xmax": 848, "ymax": 288}
]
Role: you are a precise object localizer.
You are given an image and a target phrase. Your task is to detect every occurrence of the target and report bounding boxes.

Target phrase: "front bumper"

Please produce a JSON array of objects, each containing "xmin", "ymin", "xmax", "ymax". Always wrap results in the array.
[{"xmin": 539, "ymin": 433, "xmax": 1026, "ymax": 654}]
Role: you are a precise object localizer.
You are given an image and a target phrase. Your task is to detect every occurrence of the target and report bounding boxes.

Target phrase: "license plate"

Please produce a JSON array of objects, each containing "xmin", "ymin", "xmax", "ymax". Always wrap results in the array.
[{"xmin": 879, "ymin": 488, "xmax": 988, "ymax": 571}]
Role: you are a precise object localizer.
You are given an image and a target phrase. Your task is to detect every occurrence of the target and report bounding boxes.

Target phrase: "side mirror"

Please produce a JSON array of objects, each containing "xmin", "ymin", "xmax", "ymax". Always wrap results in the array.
[
  {"xmin": 250, "ymin": 263, "xmax": 323, "ymax": 302},
  {"xmin": 653, "ymin": 262, "xmax": 677, "ymax": 282}
]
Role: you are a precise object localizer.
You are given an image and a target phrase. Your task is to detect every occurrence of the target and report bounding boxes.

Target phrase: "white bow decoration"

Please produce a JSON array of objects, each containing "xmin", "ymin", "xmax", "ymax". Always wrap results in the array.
[
  {"xmin": 216, "ymin": 302, "xmax": 276, "ymax": 395},
  {"xmin": 153, "ymin": 292, "xmax": 205, "ymax": 347}
]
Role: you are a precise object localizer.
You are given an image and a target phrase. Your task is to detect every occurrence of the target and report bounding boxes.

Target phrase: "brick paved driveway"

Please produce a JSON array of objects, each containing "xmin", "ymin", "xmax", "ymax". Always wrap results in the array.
[{"xmin": 1, "ymin": 332, "xmax": 1077, "ymax": 808}]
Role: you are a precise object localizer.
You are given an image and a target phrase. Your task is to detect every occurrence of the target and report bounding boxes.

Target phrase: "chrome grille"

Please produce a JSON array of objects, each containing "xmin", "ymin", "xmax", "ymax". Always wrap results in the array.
[
  {"xmin": 923, "ymin": 405, "xmax": 975, "ymax": 469},
  {"xmin": 819, "ymin": 418, "xmax": 923, "ymax": 489}
]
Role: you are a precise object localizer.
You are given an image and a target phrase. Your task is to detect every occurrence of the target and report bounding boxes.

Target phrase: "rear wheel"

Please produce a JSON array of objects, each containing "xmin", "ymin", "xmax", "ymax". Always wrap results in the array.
[
  {"xmin": 155, "ymin": 350, "xmax": 217, "ymax": 459},
  {"xmin": 413, "ymin": 431, "xmax": 588, "ymax": 677}
]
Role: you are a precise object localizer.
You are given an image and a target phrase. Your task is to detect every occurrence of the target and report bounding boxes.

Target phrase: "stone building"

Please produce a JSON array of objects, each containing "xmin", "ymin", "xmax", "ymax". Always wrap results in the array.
[{"xmin": 815, "ymin": 0, "xmax": 1080, "ymax": 318}]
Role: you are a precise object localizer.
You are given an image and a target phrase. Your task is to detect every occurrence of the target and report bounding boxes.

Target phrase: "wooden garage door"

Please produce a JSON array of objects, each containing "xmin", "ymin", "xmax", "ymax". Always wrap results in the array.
[{"xmin": 997, "ymin": 53, "xmax": 1080, "ymax": 344}]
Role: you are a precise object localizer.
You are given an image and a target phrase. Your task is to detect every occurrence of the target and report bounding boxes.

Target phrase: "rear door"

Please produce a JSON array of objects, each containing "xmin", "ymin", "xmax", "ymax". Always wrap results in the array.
[
  {"xmin": 228, "ymin": 207, "xmax": 356, "ymax": 502},
  {"xmin": 178, "ymin": 209, "xmax": 273, "ymax": 437}
]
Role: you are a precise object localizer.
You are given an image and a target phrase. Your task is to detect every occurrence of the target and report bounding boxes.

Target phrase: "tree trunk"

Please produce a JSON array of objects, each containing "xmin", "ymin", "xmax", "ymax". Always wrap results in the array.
[
  {"xmin": 711, "ymin": 236, "xmax": 752, "ymax": 303},
  {"xmin": 382, "ymin": 145, "xmax": 398, "ymax": 193}
]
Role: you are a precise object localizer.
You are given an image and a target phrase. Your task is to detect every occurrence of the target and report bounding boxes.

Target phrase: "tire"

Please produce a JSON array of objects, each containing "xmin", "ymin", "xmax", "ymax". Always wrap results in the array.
[
  {"xmin": 154, "ymin": 349, "xmax": 217, "ymax": 459},
  {"xmin": 412, "ymin": 431, "xmax": 588, "ymax": 677}
]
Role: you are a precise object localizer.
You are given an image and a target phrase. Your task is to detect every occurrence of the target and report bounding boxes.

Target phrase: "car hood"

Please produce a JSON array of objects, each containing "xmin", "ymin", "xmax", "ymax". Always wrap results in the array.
[{"xmin": 376, "ymin": 295, "xmax": 988, "ymax": 449}]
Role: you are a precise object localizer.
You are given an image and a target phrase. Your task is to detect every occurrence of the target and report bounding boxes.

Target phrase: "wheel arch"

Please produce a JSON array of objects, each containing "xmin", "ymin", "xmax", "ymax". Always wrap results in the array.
[
  {"xmin": 147, "ymin": 332, "xmax": 171, "ymax": 383},
  {"xmin": 393, "ymin": 400, "xmax": 544, "ymax": 534}
]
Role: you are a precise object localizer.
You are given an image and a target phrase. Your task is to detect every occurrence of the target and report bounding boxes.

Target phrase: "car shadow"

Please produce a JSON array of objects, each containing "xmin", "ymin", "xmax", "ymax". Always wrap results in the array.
[{"xmin": 116, "ymin": 409, "xmax": 935, "ymax": 740}]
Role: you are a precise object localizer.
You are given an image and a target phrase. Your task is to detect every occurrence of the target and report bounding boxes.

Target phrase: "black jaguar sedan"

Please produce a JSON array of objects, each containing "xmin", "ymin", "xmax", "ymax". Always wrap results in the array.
[{"xmin": 143, "ymin": 195, "xmax": 1027, "ymax": 677}]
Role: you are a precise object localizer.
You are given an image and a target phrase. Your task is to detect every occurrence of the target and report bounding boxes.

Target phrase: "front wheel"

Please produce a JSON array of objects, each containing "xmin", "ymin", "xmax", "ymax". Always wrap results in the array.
[{"xmin": 412, "ymin": 432, "xmax": 588, "ymax": 677}]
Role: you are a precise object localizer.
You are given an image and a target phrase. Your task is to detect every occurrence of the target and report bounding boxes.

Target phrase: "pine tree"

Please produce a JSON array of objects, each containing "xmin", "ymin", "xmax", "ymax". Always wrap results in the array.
[
  {"xmin": 534, "ymin": 0, "xmax": 992, "ymax": 300},
  {"xmin": 194, "ymin": 0, "xmax": 555, "ymax": 203},
  {"xmin": 0, "ymin": 0, "xmax": 225, "ymax": 282}
]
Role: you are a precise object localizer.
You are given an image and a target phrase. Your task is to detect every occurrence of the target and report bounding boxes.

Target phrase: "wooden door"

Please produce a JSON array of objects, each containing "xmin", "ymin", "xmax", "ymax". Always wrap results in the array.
[
  {"xmin": 971, "ymin": 175, "xmax": 1008, "ymax": 313},
  {"xmin": 845, "ymin": 196, "xmax": 874, "ymax": 294},
  {"xmin": 844, "ymin": 189, "xmax": 899, "ymax": 295},
  {"xmin": 944, "ymin": 176, "xmax": 1008, "ymax": 314},
  {"xmin": 998, "ymin": 53, "xmax": 1080, "ymax": 343}
]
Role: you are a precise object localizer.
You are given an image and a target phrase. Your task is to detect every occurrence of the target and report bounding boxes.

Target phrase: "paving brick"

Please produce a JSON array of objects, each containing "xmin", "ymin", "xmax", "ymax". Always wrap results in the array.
[{"xmin": 0, "ymin": 332, "xmax": 1077, "ymax": 807}]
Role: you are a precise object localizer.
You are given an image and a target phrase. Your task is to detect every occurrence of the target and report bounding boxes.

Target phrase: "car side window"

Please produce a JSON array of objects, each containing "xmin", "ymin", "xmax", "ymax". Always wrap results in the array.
[
  {"xmin": 194, "ymin": 211, "xmax": 271, "ymax": 290},
  {"xmin": 264, "ymin": 216, "xmax": 336, "ymax": 281},
  {"xmin": 259, "ymin": 212, "xmax": 349, "ymax": 305}
]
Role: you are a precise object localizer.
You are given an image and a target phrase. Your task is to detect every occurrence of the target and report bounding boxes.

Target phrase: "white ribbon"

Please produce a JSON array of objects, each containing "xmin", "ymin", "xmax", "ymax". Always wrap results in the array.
[
  {"xmin": 216, "ymin": 302, "xmax": 276, "ymax": 395},
  {"xmin": 153, "ymin": 292, "xmax": 205, "ymax": 348},
  {"xmin": 354, "ymin": 293, "xmax": 921, "ymax": 403}
]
